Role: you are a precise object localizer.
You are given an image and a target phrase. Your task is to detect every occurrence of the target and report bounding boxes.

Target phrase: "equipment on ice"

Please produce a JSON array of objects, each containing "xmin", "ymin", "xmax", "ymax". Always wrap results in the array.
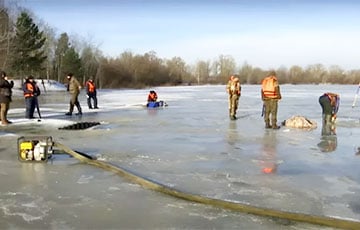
[
  {"xmin": 14, "ymin": 136, "xmax": 360, "ymax": 229},
  {"xmin": 146, "ymin": 100, "xmax": 167, "ymax": 108},
  {"xmin": 18, "ymin": 136, "xmax": 53, "ymax": 162}
]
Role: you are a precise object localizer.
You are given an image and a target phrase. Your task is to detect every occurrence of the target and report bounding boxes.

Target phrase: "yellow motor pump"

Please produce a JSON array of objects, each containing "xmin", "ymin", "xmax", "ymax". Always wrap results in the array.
[{"xmin": 18, "ymin": 136, "xmax": 53, "ymax": 162}]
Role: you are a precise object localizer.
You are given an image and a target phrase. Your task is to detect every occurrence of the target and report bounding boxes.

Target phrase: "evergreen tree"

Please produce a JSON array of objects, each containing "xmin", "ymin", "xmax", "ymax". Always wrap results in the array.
[
  {"xmin": 0, "ymin": 7, "xmax": 10, "ymax": 69},
  {"xmin": 62, "ymin": 46, "xmax": 83, "ymax": 81},
  {"xmin": 10, "ymin": 11, "xmax": 46, "ymax": 77},
  {"xmin": 54, "ymin": 32, "xmax": 70, "ymax": 81}
]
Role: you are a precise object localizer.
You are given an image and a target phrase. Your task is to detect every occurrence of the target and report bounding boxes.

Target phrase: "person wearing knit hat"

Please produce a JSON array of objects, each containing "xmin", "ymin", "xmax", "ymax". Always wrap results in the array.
[{"xmin": 65, "ymin": 73, "xmax": 82, "ymax": 116}]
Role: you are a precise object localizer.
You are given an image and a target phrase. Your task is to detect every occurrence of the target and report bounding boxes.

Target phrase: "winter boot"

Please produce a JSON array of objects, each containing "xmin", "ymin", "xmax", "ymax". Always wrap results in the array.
[
  {"xmin": 272, "ymin": 119, "xmax": 280, "ymax": 129},
  {"xmin": 66, "ymin": 103, "xmax": 74, "ymax": 115},
  {"xmin": 76, "ymin": 103, "xmax": 82, "ymax": 115},
  {"xmin": 272, "ymin": 124, "xmax": 280, "ymax": 129}
]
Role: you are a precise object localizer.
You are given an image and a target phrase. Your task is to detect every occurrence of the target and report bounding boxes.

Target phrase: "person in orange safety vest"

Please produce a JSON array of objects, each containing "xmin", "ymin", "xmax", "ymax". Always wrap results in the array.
[
  {"xmin": 85, "ymin": 78, "xmax": 98, "ymax": 109},
  {"xmin": 147, "ymin": 90, "xmax": 158, "ymax": 103},
  {"xmin": 261, "ymin": 70, "xmax": 282, "ymax": 129},
  {"xmin": 22, "ymin": 75, "xmax": 41, "ymax": 119}
]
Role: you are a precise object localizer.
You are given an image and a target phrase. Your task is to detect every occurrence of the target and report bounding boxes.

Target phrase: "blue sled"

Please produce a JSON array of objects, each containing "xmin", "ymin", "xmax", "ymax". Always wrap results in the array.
[{"xmin": 146, "ymin": 101, "xmax": 167, "ymax": 108}]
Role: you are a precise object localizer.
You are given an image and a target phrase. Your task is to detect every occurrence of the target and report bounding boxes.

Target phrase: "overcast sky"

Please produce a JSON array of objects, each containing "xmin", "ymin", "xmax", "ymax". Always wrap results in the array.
[{"xmin": 18, "ymin": 0, "xmax": 360, "ymax": 70}]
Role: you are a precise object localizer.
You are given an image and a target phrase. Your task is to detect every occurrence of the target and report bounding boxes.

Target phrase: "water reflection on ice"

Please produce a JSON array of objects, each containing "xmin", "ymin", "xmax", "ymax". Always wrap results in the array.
[{"xmin": 0, "ymin": 84, "xmax": 359, "ymax": 229}]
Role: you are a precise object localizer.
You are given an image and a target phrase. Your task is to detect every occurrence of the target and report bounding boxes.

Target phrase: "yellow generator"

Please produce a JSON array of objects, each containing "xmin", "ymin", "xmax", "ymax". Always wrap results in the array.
[{"xmin": 18, "ymin": 136, "xmax": 53, "ymax": 162}]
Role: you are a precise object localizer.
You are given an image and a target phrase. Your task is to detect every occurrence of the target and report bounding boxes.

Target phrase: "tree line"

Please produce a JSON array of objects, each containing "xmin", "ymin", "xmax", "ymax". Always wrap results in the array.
[{"xmin": 0, "ymin": 6, "xmax": 359, "ymax": 89}]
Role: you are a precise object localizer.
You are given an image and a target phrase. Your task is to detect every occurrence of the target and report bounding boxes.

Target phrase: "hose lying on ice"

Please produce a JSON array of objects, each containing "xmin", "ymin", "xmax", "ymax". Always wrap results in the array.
[{"xmin": 54, "ymin": 141, "xmax": 360, "ymax": 230}]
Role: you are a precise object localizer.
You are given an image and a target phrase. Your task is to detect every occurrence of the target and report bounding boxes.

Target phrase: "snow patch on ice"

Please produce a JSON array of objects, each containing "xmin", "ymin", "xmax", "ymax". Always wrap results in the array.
[{"xmin": 77, "ymin": 175, "xmax": 94, "ymax": 184}]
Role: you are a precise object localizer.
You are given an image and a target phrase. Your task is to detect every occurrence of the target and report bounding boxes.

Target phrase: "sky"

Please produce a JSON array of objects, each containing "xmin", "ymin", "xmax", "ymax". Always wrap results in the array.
[{"xmin": 12, "ymin": 0, "xmax": 360, "ymax": 70}]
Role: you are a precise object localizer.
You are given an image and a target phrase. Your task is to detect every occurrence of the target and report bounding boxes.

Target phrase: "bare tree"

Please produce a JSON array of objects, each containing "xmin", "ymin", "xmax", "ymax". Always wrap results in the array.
[
  {"xmin": 305, "ymin": 64, "xmax": 327, "ymax": 84},
  {"xmin": 238, "ymin": 62, "xmax": 253, "ymax": 84},
  {"xmin": 346, "ymin": 70, "xmax": 360, "ymax": 84},
  {"xmin": 81, "ymin": 45, "xmax": 100, "ymax": 85},
  {"xmin": 0, "ymin": 6, "xmax": 10, "ymax": 69},
  {"xmin": 194, "ymin": 60, "xmax": 211, "ymax": 84},
  {"xmin": 288, "ymin": 65, "xmax": 304, "ymax": 84},
  {"xmin": 214, "ymin": 54, "xmax": 236, "ymax": 82},
  {"xmin": 54, "ymin": 33, "xmax": 70, "ymax": 82},
  {"xmin": 166, "ymin": 56, "xmax": 186, "ymax": 84},
  {"xmin": 41, "ymin": 24, "xmax": 56, "ymax": 80},
  {"xmin": 328, "ymin": 65, "xmax": 344, "ymax": 84},
  {"xmin": 276, "ymin": 66, "xmax": 288, "ymax": 84}
]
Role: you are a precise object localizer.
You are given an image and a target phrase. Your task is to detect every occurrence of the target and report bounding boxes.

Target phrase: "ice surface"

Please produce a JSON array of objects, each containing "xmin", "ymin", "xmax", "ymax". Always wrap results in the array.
[{"xmin": 0, "ymin": 84, "xmax": 359, "ymax": 229}]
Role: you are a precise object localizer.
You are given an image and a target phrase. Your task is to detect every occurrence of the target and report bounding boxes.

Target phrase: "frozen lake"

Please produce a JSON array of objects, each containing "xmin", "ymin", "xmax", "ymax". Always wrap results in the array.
[{"xmin": 0, "ymin": 84, "xmax": 359, "ymax": 229}]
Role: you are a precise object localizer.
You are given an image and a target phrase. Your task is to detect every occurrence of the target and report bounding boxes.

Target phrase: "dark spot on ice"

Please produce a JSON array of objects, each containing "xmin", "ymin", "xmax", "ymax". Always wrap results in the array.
[
  {"xmin": 350, "ymin": 203, "xmax": 360, "ymax": 214},
  {"xmin": 270, "ymin": 217, "xmax": 294, "ymax": 226},
  {"xmin": 58, "ymin": 121, "xmax": 101, "ymax": 130},
  {"xmin": 231, "ymin": 181, "xmax": 251, "ymax": 187},
  {"xmin": 355, "ymin": 147, "xmax": 360, "ymax": 156}
]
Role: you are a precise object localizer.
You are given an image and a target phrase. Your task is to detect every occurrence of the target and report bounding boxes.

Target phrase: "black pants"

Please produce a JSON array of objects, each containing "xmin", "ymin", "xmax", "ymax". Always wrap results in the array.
[
  {"xmin": 319, "ymin": 95, "xmax": 332, "ymax": 115},
  {"xmin": 25, "ymin": 97, "xmax": 36, "ymax": 118},
  {"xmin": 69, "ymin": 93, "xmax": 82, "ymax": 114},
  {"xmin": 87, "ymin": 93, "xmax": 98, "ymax": 108}
]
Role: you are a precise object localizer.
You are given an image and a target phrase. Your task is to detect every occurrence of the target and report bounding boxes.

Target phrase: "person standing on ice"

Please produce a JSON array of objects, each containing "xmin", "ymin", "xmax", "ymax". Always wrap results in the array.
[
  {"xmin": 226, "ymin": 76, "xmax": 241, "ymax": 120},
  {"xmin": 261, "ymin": 70, "xmax": 282, "ymax": 129},
  {"xmin": 226, "ymin": 75, "xmax": 235, "ymax": 116},
  {"xmin": 0, "ymin": 71, "xmax": 14, "ymax": 125},
  {"xmin": 22, "ymin": 76, "xmax": 40, "ymax": 119},
  {"xmin": 65, "ymin": 73, "xmax": 82, "ymax": 116},
  {"xmin": 85, "ymin": 78, "xmax": 98, "ymax": 109}
]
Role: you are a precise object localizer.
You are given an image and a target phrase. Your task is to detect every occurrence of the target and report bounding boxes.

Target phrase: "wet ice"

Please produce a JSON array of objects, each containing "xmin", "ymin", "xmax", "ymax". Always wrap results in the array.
[{"xmin": 0, "ymin": 83, "xmax": 359, "ymax": 229}]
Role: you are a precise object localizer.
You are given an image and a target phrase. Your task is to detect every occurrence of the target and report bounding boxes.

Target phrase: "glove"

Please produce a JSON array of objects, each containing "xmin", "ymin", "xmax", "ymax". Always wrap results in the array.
[{"xmin": 331, "ymin": 114, "xmax": 337, "ymax": 123}]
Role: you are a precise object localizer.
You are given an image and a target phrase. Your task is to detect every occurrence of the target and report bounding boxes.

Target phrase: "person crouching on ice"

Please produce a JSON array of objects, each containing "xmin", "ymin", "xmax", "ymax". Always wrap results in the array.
[
  {"xmin": 319, "ymin": 92, "xmax": 339, "ymax": 132},
  {"xmin": 146, "ymin": 90, "xmax": 158, "ymax": 107},
  {"xmin": 147, "ymin": 90, "xmax": 158, "ymax": 103}
]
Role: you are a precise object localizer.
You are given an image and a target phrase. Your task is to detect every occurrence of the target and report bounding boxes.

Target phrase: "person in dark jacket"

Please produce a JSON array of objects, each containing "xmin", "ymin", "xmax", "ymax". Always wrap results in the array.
[
  {"xmin": 0, "ymin": 71, "xmax": 14, "ymax": 125},
  {"xmin": 65, "ymin": 73, "xmax": 82, "ymax": 115},
  {"xmin": 319, "ymin": 92, "xmax": 339, "ymax": 134},
  {"xmin": 22, "ymin": 75, "xmax": 41, "ymax": 119}
]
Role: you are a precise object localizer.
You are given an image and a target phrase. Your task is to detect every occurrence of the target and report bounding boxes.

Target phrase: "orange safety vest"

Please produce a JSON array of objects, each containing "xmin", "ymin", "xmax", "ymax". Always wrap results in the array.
[
  {"xmin": 87, "ymin": 81, "xmax": 96, "ymax": 93},
  {"xmin": 148, "ymin": 92, "xmax": 157, "ymax": 102},
  {"xmin": 262, "ymin": 76, "xmax": 278, "ymax": 99},
  {"xmin": 24, "ymin": 83, "xmax": 34, "ymax": 98}
]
